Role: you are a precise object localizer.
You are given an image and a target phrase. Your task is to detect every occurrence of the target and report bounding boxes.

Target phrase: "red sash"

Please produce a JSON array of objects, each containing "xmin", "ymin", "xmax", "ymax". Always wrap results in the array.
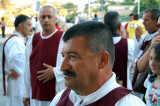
[
  {"xmin": 2, "ymin": 35, "xmax": 17, "ymax": 96},
  {"xmin": 113, "ymin": 38, "xmax": 128, "ymax": 88},
  {"xmin": 30, "ymin": 31, "xmax": 63, "ymax": 101},
  {"xmin": 57, "ymin": 87, "xmax": 132, "ymax": 106}
]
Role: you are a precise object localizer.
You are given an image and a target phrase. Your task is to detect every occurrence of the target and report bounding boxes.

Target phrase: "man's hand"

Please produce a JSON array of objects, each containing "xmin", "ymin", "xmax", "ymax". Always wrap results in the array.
[
  {"xmin": 150, "ymin": 34, "xmax": 160, "ymax": 48},
  {"xmin": 37, "ymin": 63, "xmax": 55, "ymax": 83},
  {"xmin": 8, "ymin": 69, "xmax": 19, "ymax": 80},
  {"xmin": 23, "ymin": 97, "xmax": 30, "ymax": 106},
  {"xmin": 135, "ymin": 26, "xmax": 143, "ymax": 42}
]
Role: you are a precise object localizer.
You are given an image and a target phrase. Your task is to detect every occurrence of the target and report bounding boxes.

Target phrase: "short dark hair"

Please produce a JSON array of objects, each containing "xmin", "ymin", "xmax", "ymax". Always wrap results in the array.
[
  {"xmin": 94, "ymin": 14, "xmax": 98, "ymax": 18},
  {"xmin": 144, "ymin": 8, "xmax": 160, "ymax": 21},
  {"xmin": 104, "ymin": 11, "xmax": 121, "ymax": 34},
  {"xmin": 14, "ymin": 14, "xmax": 30, "ymax": 28},
  {"xmin": 151, "ymin": 43, "xmax": 160, "ymax": 62},
  {"xmin": 63, "ymin": 21, "xmax": 115, "ymax": 66},
  {"xmin": 129, "ymin": 13, "xmax": 134, "ymax": 17},
  {"xmin": 134, "ymin": 14, "xmax": 139, "ymax": 20}
]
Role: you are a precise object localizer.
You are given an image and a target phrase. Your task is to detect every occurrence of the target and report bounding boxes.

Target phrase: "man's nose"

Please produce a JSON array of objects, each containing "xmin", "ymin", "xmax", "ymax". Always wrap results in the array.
[
  {"xmin": 60, "ymin": 57, "xmax": 71, "ymax": 72},
  {"xmin": 44, "ymin": 17, "xmax": 49, "ymax": 21}
]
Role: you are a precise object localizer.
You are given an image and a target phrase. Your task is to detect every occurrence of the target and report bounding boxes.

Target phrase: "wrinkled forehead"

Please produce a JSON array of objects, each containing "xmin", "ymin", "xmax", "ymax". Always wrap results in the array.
[
  {"xmin": 26, "ymin": 18, "xmax": 31, "ymax": 24},
  {"xmin": 62, "ymin": 36, "xmax": 89, "ymax": 53}
]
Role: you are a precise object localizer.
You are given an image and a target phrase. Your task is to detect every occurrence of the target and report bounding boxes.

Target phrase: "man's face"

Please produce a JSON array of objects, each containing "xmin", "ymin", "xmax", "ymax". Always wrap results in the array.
[
  {"xmin": 143, "ymin": 12, "xmax": 157, "ymax": 32},
  {"xmin": 22, "ymin": 19, "xmax": 32, "ymax": 37},
  {"xmin": 39, "ymin": 7, "xmax": 57, "ymax": 32},
  {"xmin": 61, "ymin": 36, "xmax": 99, "ymax": 93},
  {"xmin": 129, "ymin": 15, "xmax": 134, "ymax": 21}
]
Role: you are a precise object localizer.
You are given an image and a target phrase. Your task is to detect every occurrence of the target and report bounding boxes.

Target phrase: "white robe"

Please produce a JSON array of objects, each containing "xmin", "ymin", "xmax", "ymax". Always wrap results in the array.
[
  {"xmin": 4, "ymin": 31, "xmax": 26, "ymax": 106},
  {"xmin": 133, "ymin": 31, "xmax": 159, "ymax": 63},
  {"xmin": 21, "ymin": 29, "xmax": 66, "ymax": 106},
  {"xmin": 113, "ymin": 37, "xmax": 135, "ymax": 90},
  {"xmin": 133, "ymin": 30, "xmax": 159, "ymax": 99},
  {"xmin": 50, "ymin": 72, "xmax": 146, "ymax": 106}
]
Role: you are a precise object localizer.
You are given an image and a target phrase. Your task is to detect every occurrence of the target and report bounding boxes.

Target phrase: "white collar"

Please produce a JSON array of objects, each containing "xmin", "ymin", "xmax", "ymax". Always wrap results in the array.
[
  {"xmin": 69, "ymin": 72, "xmax": 120, "ymax": 106},
  {"xmin": 113, "ymin": 36, "xmax": 121, "ymax": 44},
  {"xmin": 144, "ymin": 31, "xmax": 159, "ymax": 42},
  {"xmin": 12, "ymin": 31, "xmax": 26, "ymax": 44},
  {"xmin": 40, "ymin": 29, "xmax": 58, "ymax": 39}
]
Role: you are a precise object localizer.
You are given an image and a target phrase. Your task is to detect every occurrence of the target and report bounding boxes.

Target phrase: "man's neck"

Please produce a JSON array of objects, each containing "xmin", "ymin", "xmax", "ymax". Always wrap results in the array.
[
  {"xmin": 148, "ymin": 28, "xmax": 157, "ymax": 34},
  {"xmin": 15, "ymin": 30, "xmax": 24, "ymax": 37},
  {"xmin": 43, "ymin": 29, "xmax": 56, "ymax": 36}
]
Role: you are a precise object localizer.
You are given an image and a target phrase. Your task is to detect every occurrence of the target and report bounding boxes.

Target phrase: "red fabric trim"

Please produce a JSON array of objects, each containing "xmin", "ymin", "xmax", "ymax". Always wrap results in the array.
[{"xmin": 2, "ymin": 35, "xmax": 17, "ymax": 96}]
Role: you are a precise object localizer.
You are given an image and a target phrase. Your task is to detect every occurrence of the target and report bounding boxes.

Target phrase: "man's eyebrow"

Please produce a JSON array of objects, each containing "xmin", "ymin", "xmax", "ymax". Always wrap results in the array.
[
  {"xmin": 61, "ymin": 51, "xmax": 80, "ymax": 56},
  {"xmin": 67, "ymin": 51, "xmax": 80, "ymax": 56}
]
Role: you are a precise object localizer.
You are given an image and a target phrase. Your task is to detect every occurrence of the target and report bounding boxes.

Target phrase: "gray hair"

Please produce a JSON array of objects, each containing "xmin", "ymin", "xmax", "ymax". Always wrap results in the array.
[
  {"xmin": 144, "ymin": 8, "xmax": 159, "ymax": 21},
  {"xmin": 63, "ymin": 21, "xmax": 115, "ymax": 66},
  {"xmin": 104, "ymin": 11, "xmax": 121, "ymax": 34},
  {"xmin": 39, "ymin": 5, "xmax": 57, "ymax": 17}
]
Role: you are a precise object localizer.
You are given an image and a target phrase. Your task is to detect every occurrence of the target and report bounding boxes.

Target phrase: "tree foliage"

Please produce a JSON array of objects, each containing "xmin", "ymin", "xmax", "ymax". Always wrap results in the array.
[
  {"xmin": 0, "ymin": 0, "xmax": 10, "ymax": 9},
  {"xmin": 63, "ymin": 2, "xmax": 77, "ymax": 14},
  {"xmin": 84, "ymin": 0, "xmax": 107, "ymax": 13},
  {"xmin": 61, "ymin": 2, "xmax": 77, "ymax": 21},
  {"xmin": 132, "ymin": 0, "xmax": 159, "ymax": 13}
]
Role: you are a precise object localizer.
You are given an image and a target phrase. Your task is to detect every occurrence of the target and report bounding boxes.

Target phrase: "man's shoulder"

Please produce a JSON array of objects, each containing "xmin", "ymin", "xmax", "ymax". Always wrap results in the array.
[
  {"xmin": 56, "ymin": 30, "xmax": 64, "ymax": 35},
  {"xmin": 33, "ymin": 32, "xmax": 40, "ymax": 36},
  {"xmin": 4, "ymin": 35, "xmax": 24, "ymax": 49},
  {"xmin": 50, "ymin": 89, "xmax": 65, "ymax": 106},
  {"xmin": 5, "ymin": 35, "xmax": 19, "ymax": 43},
  {"xmin": 116, "ymin": 93, "xmax": 146, "ymax": 106}
]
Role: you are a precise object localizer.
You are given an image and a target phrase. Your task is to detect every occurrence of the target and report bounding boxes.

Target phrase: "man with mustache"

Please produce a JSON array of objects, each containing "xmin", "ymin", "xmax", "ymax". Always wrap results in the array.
[
  {"xmin": 50, "ymin": 21, "xmax": 145, "ymax": 106},
  {"xmin": 22, "ymin": 5, "xmax": 65, "ymax": 106}
]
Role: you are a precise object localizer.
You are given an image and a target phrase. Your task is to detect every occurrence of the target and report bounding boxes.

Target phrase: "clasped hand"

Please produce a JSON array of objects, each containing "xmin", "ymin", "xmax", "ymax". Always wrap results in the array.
[{"xmin": 37, "ymin": 63, "xmax": 55, "ymax": 83}]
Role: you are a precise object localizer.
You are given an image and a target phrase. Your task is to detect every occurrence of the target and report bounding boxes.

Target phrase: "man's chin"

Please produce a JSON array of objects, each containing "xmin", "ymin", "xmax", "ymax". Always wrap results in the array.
[{"xmin": 65, "ymin": 80, "xmax": 73, "ymax": 88}]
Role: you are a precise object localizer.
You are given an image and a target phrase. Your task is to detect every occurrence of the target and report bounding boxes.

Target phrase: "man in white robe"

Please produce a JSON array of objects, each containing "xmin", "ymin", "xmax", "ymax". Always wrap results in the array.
[
  {"xmin": 2, "ymin": 14, "xmax": 32, "ymax": 106},
  {"xmin": 22, "ymin": 5, "xmax": 65, "ymax": 106},
  {"xmin": 104, "ymin": 11, "xmax": 135, "ymax": 90}
]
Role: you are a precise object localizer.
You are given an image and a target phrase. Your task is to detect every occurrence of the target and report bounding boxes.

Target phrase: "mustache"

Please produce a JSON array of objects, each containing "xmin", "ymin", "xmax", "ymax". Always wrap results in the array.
[
  {"xmin": 63, "ymin": 70, "xmax": 77, "ymax": 77},
  {"xmin": 43, "ymin": 23, "xmax": 50, "ymax": 25},
  {"xmin": 43, "ymin": 22, "xmax": 50, "ymax": 25}
]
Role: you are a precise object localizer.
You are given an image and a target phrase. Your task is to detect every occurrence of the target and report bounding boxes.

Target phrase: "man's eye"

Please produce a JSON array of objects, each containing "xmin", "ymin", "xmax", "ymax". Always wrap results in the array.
[
  {"xmin": 41, "ymin": 16, "xmax": 44, "ymax": 19},
  {"xmin": 48, "ymin": 16, "xmax": 52, "ymax": 19},
  {"xmin": 149, "ymin": 57, "xmax": 152, "ymax": 60},
  {"xmin": 61, "ymin": 54, "xmax": 64, "ymax": 57},
  {"xmin": 70, "ymin": 55, "xmax": 76, "ymax": 59}
]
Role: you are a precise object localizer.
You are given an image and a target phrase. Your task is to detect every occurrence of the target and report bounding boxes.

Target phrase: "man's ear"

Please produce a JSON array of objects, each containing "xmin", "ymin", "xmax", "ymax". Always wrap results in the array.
[
  {"xmin": 118, "ymin": 23, "xmax": 122, "ymax": 30},
  {"xmin": 18, "ymin": 23, "xmax": 23, "ymax": 30},
  {"xmin": 98, "ymin": 51, "xmax": 109, "ymax": 69}
]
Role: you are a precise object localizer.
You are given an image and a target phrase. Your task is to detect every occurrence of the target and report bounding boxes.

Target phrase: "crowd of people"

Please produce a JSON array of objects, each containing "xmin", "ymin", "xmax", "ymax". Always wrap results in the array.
[{"xmin": 1, "ymin": 5, "xmax": 160, "ymax": 106}]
